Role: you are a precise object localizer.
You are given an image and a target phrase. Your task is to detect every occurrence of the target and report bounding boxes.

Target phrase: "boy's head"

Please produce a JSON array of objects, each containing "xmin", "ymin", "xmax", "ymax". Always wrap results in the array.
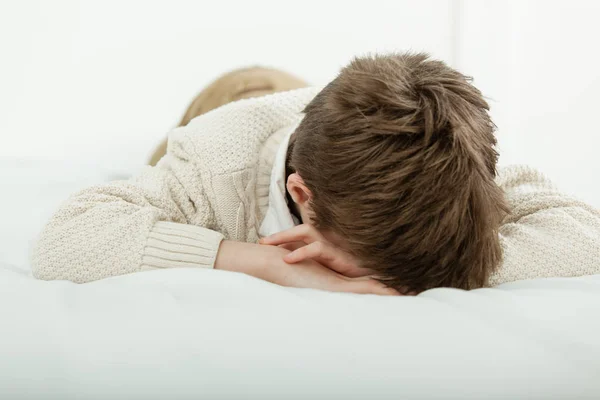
[{"xmin": 286, "ymin": 52, "xmax": 509, "ymax": 294}]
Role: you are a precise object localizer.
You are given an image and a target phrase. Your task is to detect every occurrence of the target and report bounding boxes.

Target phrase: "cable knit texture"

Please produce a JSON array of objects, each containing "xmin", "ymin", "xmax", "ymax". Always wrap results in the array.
[
  {"xmin": 31, "ymin": 88, "xmax": 319, "ymax": 283},
  {"xmin": 31, "ymin": 88, "xmax": 600, "ymax": 286}
]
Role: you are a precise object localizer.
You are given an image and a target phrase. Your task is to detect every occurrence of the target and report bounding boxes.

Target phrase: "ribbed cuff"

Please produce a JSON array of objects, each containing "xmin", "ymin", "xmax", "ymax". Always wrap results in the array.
[{"xmin": 141, "ymin": 221, "xmax": 224, "ymax": 270}]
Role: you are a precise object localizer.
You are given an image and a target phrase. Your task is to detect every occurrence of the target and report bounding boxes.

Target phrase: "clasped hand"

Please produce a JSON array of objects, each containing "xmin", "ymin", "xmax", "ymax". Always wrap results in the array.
[{"xmin": 258, "ymin": 224, "xmax": 398, "ymax": 296}]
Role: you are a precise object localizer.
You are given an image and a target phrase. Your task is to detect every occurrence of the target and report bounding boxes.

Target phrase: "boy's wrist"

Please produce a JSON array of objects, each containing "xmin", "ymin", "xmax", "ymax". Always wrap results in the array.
[{"xmin": 214, "ymin": 240, "xmax": 287, "ymax": 281}]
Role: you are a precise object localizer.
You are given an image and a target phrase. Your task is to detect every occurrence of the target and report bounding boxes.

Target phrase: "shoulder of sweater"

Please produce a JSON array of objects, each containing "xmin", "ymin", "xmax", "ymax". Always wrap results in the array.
[
  {"xmin": 497, "ymin": 164, "xmax": 600, "ymax": 223},
  {"xmin": 496, "ymin": 164, "xmax": 557, "ymax": 194},
  {"xmin": 166, "ymin": 87, "xmax": 321, "ymax": 175}
]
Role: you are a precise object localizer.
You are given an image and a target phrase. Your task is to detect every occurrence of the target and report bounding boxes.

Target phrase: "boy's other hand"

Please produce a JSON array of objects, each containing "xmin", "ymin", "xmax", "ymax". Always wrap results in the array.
[{"xmin": 259, "ymin": 224, "xmax": 373, "ymax": 278}]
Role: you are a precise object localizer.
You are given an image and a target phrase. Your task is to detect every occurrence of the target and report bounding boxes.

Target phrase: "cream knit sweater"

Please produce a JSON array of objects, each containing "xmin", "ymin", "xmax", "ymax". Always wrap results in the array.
[{"xmin": 31, "ymin": 88, "xmax": 600, "ymax": 286}]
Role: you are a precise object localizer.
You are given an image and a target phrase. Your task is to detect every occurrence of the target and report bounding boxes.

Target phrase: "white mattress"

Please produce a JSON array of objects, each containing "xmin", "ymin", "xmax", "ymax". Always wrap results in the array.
[{"xmin": 1, "ymin": 160, "xmax": 600, "ymax": 399}]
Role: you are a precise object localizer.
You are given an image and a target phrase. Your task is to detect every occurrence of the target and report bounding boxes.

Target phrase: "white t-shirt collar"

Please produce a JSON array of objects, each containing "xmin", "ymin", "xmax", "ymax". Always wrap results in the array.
[{"xmin": 258, "ymin": 124, "xmax": 301, "ymax": 238}]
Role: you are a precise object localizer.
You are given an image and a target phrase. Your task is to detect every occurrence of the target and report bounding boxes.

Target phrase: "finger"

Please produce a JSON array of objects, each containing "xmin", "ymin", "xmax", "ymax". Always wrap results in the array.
[
  {"xmin": 277, "ymin": 241, "xmax": 305, "ymax": 252},
  {"xmin": 259, "ymin": 224, "xmax": 324, "ymax": 246},
  {"xmin": 260, "ymin": 224, "xmax": 322, "ymax": 245},
  {"xmin": 284, "ymin": 242, "xmax": 374, "ymax": 278},
  {"xmin": 346, "ymin": 280, "xmax": 401, "ymax": 296},
  {"xmin": 283, "ymin": 241, "xmax": 334, "ymax": 264}
]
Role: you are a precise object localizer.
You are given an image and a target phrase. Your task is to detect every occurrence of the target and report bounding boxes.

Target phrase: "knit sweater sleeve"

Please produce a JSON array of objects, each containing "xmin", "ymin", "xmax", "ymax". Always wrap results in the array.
[
  {"xmin": 489, "ymin": 165, "xmax": 600, "ymax": 286},
  {"xmin": 31, "ymin": 131, "xmax": 224, "ymax": 283}
]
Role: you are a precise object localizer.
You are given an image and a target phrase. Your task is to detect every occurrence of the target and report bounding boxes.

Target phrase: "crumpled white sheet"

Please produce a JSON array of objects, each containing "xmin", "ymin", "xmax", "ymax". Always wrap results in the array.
[{"xmin": 1, "ymin": 160, "xmax": 599, "ymax": 399}]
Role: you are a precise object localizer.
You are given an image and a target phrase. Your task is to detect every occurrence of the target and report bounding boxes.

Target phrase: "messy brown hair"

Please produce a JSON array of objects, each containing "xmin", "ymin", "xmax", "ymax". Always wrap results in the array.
[{"xmin": 288, "ymin": 53, "xmax": 509, "ymax": 294}]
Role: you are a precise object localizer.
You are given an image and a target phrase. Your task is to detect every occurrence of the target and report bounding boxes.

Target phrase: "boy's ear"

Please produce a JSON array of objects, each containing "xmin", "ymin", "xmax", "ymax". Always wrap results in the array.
[{"xmin": 286, "ymin": 173, "xmax": 312, "ymax": 206}]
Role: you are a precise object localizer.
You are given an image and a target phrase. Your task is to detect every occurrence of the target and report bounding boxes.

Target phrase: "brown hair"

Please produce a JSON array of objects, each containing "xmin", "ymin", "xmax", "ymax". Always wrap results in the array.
[{"xmin": 288, "ymin": 53, "xmax": 509, "ymax": 293}]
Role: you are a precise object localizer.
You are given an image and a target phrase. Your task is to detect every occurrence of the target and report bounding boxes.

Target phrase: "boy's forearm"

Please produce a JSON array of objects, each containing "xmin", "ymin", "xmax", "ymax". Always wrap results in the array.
[{"xmin": 214, "ymin": 240, "xmax": 283, "ymax": 281}]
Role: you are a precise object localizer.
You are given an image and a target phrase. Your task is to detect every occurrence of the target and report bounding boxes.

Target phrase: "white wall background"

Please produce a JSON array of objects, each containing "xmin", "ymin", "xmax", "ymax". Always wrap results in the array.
[
  {"xmin": 1, "ymin": 0, "xmax": 599, "ymax": 206},
  {"xmin": 457, "ymin": 0, "xmax": 600, "ymax": 207}
]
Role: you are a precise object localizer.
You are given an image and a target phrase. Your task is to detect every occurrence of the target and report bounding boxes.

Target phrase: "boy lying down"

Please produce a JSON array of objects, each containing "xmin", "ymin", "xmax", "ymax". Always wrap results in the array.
[{"xmin": 32, "ymin": 53, "xmax": 600, "ymax": 295}]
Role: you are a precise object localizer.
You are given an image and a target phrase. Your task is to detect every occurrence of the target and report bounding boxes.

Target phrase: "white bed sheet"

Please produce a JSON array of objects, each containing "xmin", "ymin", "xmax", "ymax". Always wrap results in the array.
[
  {"xmin": 1, "ymin": 160, "xmax": 599, "ymax": 400},
  {"xmin": 1, "ymin": 266, "xmax": 600, "ymax": 399}
]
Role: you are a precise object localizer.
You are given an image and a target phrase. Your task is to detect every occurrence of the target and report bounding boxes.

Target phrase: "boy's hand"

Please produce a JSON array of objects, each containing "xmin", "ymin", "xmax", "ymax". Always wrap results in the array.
[
  {"xmin": 215, "ymin": 240, "xmax": 397, "ymax": 295},
  {"xmin": 259, "ymin": 224, "xmax": 373, "ymax": 278},
  {"xmin": 266, "ymin": 248, "xmax": 397, "ymax": 295}
]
